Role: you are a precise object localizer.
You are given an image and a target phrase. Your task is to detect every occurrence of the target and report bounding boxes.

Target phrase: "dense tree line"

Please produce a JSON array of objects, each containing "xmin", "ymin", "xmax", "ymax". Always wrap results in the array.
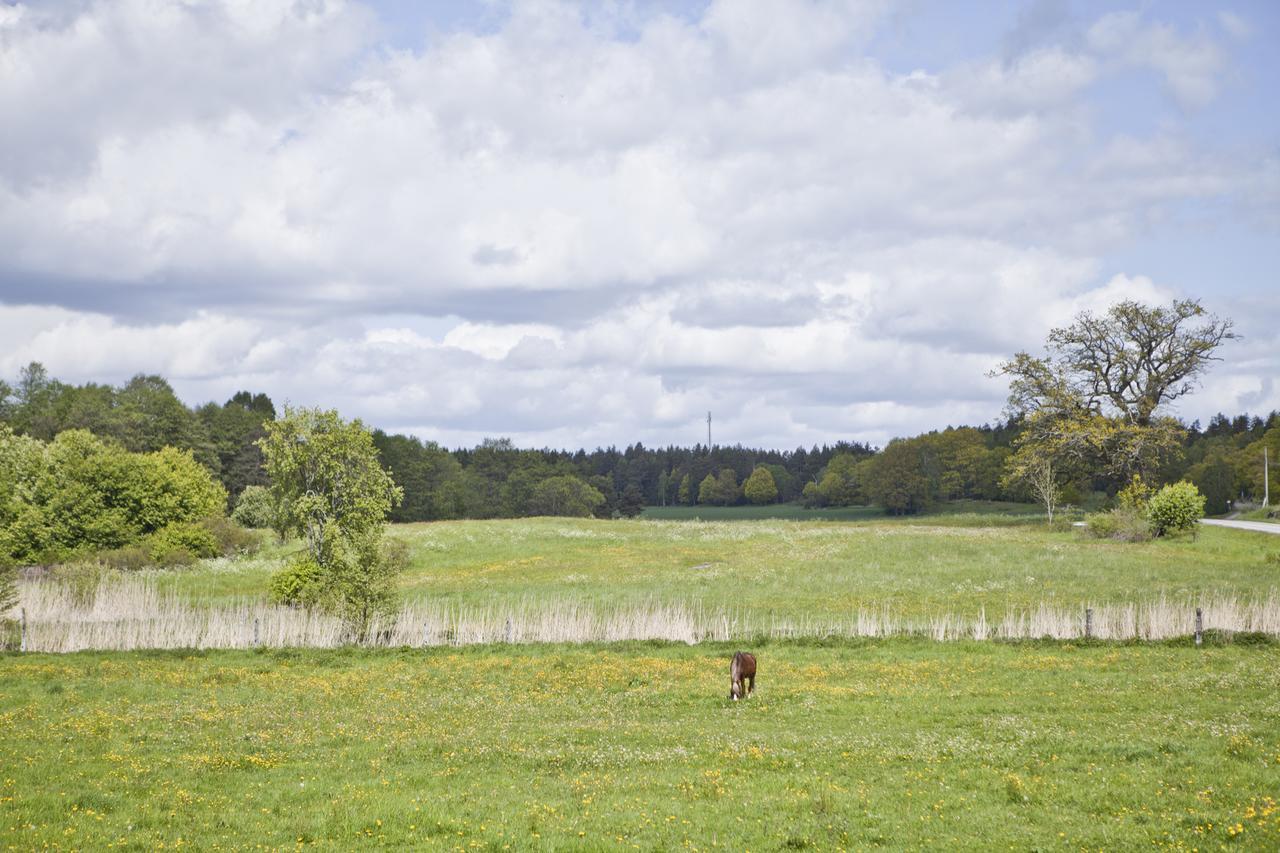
[
  {"xmin": 0, "ymin": 363, "xmax": 272, "ymax": 505},
  {"xmin": 2, "ymin": 362, "xmax": 1275, "ymax": 525},
  {"xmin": 0, "ymin": 426, "xmax": 229, "ymax": 565}
]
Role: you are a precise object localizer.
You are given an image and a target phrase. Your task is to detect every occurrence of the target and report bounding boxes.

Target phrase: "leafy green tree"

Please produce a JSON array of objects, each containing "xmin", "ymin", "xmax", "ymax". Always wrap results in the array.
[
  {"xmin": 112, "ymin": 375, "xmax": 218, "ymax": 471},
  {"xmin": 998, "ymin": 300, "xmax": 1236, "ymax": 427},
  {"xmin": 0, "ymin": 428, "xmax": 226, "ymax": 564},
  {"xmin": 259, "ymin": 407, "xmax": 403, "ymax": 634},
  {"xmin": 715, "ymin": 469, "xmax": 740, "ymax": 506},
  {"xmin": 527, "ymin": 475, "xmax": 605, "ymax": 517},
  {"xmin": 677, "ymin": 473, "xmax": 692, "ymax": 505},
  {"xmin": 866, "ymin": 439, "xmax": 933, "ymax": 515},
  {"xmin": 814, "ymin": 452, "xmax": 863, "ymax": 506},
  {"xmin": 743, "ymin": 466, "xmax": 778, "ymax": 504},
  {"xmin": 697, "ymin": 473, "xmax": 718, "ymax": 505},
  {"xmin": 760, "ymin": 463, "xmax": 795, "ymax": 502},
  {"xmin": 230, "ymin": 484, "xmax": 276, "ymax": 529},
  {"xmin": 9, "ymin": 362, "xmax": 64, "ymax": 440},
  {"xmin": 995, "ymin": 299, "xmax": 1235, "ymax": 492}
]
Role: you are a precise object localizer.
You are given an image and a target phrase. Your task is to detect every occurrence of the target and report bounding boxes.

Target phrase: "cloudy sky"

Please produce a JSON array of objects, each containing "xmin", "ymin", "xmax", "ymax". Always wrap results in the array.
[{"xmin": 1, "ymin": 0, "xmax": 1276, "ymax": 450}]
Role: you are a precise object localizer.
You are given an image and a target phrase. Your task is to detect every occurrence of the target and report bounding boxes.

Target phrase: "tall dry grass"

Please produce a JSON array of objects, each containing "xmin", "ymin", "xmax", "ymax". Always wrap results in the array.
[{"xmin": 11, "ymin": 575, "xmax": 1280, "ymax": 652}]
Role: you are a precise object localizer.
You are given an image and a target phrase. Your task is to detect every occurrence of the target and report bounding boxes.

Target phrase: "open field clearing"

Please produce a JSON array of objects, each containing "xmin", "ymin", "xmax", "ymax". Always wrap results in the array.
[
  {"xmin": 2, "ymin": 642, "xmax": 1278, "ymax": 850},
  {"xmin": 132, "ymin": 517, "xmax": 1280, "ymax": 622}
]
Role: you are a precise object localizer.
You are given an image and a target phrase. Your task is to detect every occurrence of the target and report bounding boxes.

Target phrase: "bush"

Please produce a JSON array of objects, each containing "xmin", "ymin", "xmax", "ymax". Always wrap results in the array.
[
  {"xmin": 268, "ymin": 555, "xmax": 329, "ymax": 608},
  {"xmin": 1147, "ymin": 481, "xmax": 1205, "ymax": 537},
  {"xmin": 147, "ymin": 522, "xmax": 219, "ymax": 564},
  {"xmin": 95, "ymin": 545, "xmax": 152, "ymax": 571},
  {"xmin": 152, "ymin": 546, "xmax": 198, "ymax": 568},
  {"xmin": 1084, "ymin": 506, "xmax": 1152, "ymax": 542},
  {"xmin": 1085, "ymin": 512, "xmax": 1118, "ymax": 539},
  {"xmin": 230, "ymin": 485, "xmax": 275, "ymax": 529},
  {"xmin": 200, "ymin": 516, "xmax": 261, "ymax": 557}
]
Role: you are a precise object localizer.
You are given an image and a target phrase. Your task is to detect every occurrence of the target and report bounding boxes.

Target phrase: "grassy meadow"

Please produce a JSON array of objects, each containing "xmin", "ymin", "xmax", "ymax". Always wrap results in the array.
[
  {"xmin": 5, "ymin": 510, "xmax": 1280, "ymax": 848},
  {"xmin": 145, "ymin": 515, "xmax": 1280, "ymax": 624},
  {"xmin": 2, "ymin": 642, "xmax": 1278, "ymax": 850}
]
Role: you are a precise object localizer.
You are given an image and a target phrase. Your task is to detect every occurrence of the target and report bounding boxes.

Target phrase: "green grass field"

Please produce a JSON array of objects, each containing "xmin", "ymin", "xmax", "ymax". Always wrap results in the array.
[
  {"xmin": 152, "ymin": 516, "xmax": 1280, "ymax": 623},
  {"xmin": 7, "ymin": 513, "xmax": 1280, "ymax": 848},
  {"xmin": 2, "ymin": 641, "xmax": 1277, "ymax": 850}
]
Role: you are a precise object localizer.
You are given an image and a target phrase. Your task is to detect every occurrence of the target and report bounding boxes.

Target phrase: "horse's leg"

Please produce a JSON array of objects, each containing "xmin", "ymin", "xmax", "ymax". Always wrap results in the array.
[{"xmin": 747, "ymin": 674, "xmax": 755, "ymax": 697}]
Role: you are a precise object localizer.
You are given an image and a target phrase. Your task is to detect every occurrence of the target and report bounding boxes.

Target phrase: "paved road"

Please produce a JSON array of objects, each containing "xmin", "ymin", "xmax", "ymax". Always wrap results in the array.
[{"xmin": 1201, "ymin": 518, "xmax": 1280, "ymax": 535}]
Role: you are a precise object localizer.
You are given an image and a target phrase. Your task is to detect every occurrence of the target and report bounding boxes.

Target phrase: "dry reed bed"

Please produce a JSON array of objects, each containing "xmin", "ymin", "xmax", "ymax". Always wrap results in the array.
[{"xmin": 11, "ymin": 576, "xmax": 1280, "ymax": 652}]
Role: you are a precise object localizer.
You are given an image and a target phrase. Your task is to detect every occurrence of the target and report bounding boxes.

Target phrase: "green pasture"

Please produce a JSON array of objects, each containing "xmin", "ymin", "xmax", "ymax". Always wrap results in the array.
[
  {"xmin": 152, "ymin": 516, "xmax": 1280, "ymax": 622},
  {"xmin": 2, "ymin": 641, "xmax": 1277, "ymax": 850}
]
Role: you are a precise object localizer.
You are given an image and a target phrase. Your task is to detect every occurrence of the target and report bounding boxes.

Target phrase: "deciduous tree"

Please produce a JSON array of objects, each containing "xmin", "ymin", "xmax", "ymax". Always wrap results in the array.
[
  {"xmin": 743, "ymin": 466, "xmax": 778, "ymax": 505},
  {"xmin": 259, "ymin": 407, "xmax": 403, "ymax": 634}
]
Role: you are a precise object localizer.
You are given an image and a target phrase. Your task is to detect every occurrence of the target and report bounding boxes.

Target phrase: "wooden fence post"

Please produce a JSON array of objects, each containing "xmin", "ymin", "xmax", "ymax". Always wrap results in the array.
[
  {"xmin": 422, "ymin": 621, "xmax": 429, "ymax": 648},
  {"xmin": 253, "ymin": 617, "xmax": 260, "ymax": 648},
  {"xmin": 504, "ymin": 617, "xmax": 513, "ymax": 644},
  {"xmin": 19, "ymin": 608, "xmax": 26, "ymax": 653},
  {"xmin": 1085, "ymin": 608, "xmax": 1093, "ymax": 640},
  {"xmin": 1194, "ymin": 608, "xmax": 1203, "ymax": 647}
]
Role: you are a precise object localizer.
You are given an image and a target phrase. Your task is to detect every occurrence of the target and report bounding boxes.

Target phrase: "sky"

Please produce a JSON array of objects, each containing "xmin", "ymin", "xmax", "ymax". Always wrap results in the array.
[{"xmin": 0, "ymin": 0, "xmax": 1276, "ymax": 451}]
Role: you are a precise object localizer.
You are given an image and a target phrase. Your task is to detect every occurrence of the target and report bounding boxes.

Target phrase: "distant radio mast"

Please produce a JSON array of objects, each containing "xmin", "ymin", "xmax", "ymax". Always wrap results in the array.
[{"xmin": 707, "ymin": 411, "xmax": 712, "ymax": 449}]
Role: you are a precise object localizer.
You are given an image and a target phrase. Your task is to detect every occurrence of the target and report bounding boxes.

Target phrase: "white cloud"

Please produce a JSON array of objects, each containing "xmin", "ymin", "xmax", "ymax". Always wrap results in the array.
[
  {"xmin": 1087, "ymin": 11, "xmax": 1226, "ymax": 108},
  {"xmin": 0, "ymin": 0, "xmax": 1274, "ymax": 448}
]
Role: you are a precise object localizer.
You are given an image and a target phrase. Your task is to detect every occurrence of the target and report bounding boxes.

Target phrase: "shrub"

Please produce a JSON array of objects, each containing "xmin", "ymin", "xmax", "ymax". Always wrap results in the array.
[
  {"xmin": 1084, "ymin": 506, "xmax": 1152, "ymax": 542},
  {"xmin": 268, "ymin": 555, "xmax": 329, "ymax": 609},
  {"xmin": 152, "ymin": 546, "xmax": 198, "ymax": 568},
  {"xmin": 96, "ymin": 545, "xmax": 152, "ymax": 572},
  {"xmin": 1147, "ymin": 481, "xmax": 1205, "ymax": 538},
  {"xmin": 1111, "ymin": 507, "xmax": 1153, "ymax": 542},
  {"xmin": 230, "ymin": 485, "xmax": 275, "ymax": 529},
  {"xmin": 200, "ymin": 516, "xmax": 261, "ymax": 557},
  {"xmin": 147, "ymin": 522, "xmax": 219, "ymax": 564},
  {"xmin": 1085, "ymin": 512, "xmax": 1118, "ymax": 539}
]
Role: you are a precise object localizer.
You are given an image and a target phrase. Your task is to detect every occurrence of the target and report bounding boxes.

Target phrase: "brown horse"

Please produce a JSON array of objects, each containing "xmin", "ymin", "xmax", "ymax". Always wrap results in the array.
[{"xmin": 729, "ymin": 651, "xmax": 756, "ymax": 700}]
